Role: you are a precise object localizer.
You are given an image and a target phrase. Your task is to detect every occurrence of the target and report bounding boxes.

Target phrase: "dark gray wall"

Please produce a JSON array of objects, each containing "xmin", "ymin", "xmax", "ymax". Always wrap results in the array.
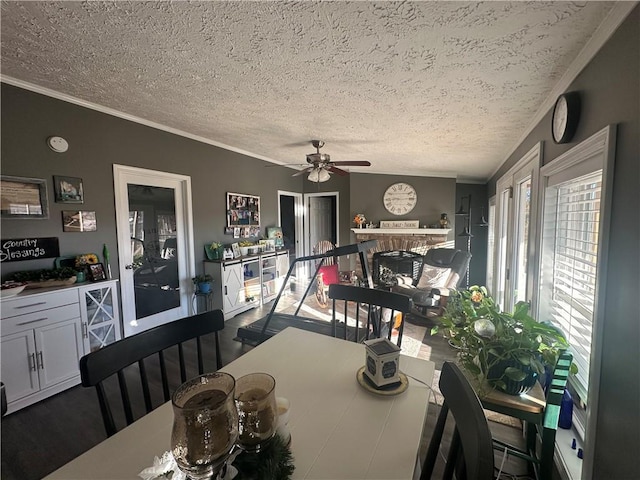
[
  {"xmin": 0, "ymin": 84, "xmax": 302, "ymax": 280},
  {"xmin": 488, "ymin": 7, "xmax": 639, "ymax": 478},
  {"xmin": 348, "ymin": 173, "xmax": 456, "ymax": 242},
  {"xmin": 454, "ymin": 183, "xmax": 488, "ymax": 287}
]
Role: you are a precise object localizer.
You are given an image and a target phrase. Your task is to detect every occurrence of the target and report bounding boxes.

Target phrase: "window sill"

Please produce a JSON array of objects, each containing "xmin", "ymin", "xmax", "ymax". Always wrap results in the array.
[{"xmin": 555, "ymin": 427, "xmax": 584, "ymax": 480}]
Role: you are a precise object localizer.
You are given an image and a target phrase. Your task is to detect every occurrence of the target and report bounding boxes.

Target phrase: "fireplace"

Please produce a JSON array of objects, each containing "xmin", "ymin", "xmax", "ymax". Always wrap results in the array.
[
  {"xmin": 372, "ymin": 250, "xmax": 423, "ymax": 287},
  {"xmin": 351, "ymin": 227, "xmax": 452, "ymax": 282}
]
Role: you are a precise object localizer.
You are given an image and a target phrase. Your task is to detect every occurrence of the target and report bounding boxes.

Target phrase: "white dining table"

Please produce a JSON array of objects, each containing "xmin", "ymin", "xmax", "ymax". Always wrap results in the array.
[{"xmin": 44, "ymin": 326, "xmax": 435, "ymax": 480}]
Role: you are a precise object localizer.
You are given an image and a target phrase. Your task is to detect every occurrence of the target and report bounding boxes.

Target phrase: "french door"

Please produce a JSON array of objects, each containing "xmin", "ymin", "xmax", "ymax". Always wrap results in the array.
[
  {"xmin": 113, "ymin": 165, "xmax": 195, "ymax": 337},
  {"xmin": 492, "ymin": 144, "xmax": 541, "ymax": 311}
]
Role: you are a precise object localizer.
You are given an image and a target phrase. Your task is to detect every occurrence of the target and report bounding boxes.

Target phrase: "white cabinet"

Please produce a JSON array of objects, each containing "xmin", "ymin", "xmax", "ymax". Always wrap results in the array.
[
  {"xmin": 205, "ymin": 251, "xmax": 289, "ymax": 320},
  {"xmin": 1, "ymin": 280, "xmax": 121, "ymax": 413},
  {"xmin": 78, "ymin": 281, "xmax": 121, "ymax": 353}
]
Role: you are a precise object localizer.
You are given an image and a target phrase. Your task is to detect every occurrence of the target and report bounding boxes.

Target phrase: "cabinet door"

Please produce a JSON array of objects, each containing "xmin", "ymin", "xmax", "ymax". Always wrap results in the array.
[
  {"xmin": 1, "ymin": 331, "xmax": 39, "ymax": 403},
  {"xmin": 80, "ymin": 283, "xmax": 121, "ymax": 353},
  {"xmin": 34, "ymin": 319, "xmax": 83, "ymax": 390},
  {"xmin": 222, "ymin": 263, "xmax": 245, "ymax": 313},
  {"xmin": 275, "ymin": 253, "xmax": 290, "ymax": 293}
]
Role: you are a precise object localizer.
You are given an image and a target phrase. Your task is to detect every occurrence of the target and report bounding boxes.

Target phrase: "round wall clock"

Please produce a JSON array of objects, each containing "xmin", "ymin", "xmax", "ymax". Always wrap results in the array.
[
  {"xmin": 383, "ymin": 182, "xmax": 417, "ymax": 216},
  {"xmin": 552, "ymin": 92, "xmax": 581, "ymax": 144}
]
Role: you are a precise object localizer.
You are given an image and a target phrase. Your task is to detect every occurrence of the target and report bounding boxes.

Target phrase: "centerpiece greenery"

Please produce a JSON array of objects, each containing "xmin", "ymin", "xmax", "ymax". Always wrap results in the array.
[{"xmin": 432, "ymin": 285, "xmax": 576, "ymax": 395}]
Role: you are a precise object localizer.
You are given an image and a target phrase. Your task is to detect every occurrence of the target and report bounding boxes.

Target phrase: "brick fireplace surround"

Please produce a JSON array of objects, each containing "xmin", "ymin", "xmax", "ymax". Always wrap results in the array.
[{"xmin": 350, "ymin": 228, "xmax": 452, "ymax": 282}]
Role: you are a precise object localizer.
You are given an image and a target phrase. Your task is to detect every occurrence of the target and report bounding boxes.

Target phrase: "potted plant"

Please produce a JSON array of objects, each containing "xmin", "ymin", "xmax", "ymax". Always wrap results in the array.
[
  {"xmin": 432, "ymin": 285, "xmax": 577, "ymax": 395},
  {"xmin": 192, "ymin": 274, "xmax": 213, "ymax": 294}
]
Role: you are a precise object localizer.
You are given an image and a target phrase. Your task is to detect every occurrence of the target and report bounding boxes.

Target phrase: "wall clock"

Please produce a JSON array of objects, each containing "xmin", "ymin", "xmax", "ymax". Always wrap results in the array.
[
  {"xmin": 552, "ymin": 92, "xmax": 581, "ymax": 144},
  {"xmin": 383, "ymin": 182, "xmax": 417, "ymax": 216}
]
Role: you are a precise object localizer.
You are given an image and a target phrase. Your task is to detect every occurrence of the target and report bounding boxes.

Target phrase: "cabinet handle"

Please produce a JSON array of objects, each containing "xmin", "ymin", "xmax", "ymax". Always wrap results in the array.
[
  {"xmin": 29, "ymin": 353, "xmax": 36, "ymax": 372},
  {"xmin": 17, "ymin": 317, "xmax": 48, "ymax": 326},
  {"xmin": 37, "ymin": 351, "xmax": 44, "ymax": 370},
  {"xmin": 225, "ymin": 286, "xmax": 228, "ymax": 295},
  {"xmin": 15, "ymin": 301, "xmax": 47, "ymax": 310},
  {"xmin": 82, "ymin": 322, "xmax": 88, "ymax": 338}
]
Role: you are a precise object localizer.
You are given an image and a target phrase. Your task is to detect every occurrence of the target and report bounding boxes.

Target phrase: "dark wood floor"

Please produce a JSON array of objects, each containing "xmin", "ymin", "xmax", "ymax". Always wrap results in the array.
[{"xmin": 1, "ymin": 300, "xmax": 539, "ymax": 480}]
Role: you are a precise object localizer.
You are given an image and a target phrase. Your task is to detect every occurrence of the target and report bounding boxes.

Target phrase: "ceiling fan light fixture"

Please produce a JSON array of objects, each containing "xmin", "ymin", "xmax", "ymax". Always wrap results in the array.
[{"xmin": 308, "ymin": 167, "xmax": 331, "ymax": 183}]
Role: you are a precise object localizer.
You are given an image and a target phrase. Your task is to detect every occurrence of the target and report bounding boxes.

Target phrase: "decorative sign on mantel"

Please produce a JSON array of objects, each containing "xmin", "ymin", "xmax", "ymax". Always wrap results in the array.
[
  {"xmin": 0, "ymin": 237, "xmax": 60, "ymax": 263},
  {"xmin": 379, "ymin": 220, "xmax": 420, "ymax": 228}
]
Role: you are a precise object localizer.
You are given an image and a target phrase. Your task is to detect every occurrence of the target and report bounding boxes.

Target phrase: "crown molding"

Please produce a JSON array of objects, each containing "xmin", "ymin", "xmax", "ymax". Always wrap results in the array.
[{"xmin": 0, "ymin": 75, "xmax": 282, "ymax": 166}]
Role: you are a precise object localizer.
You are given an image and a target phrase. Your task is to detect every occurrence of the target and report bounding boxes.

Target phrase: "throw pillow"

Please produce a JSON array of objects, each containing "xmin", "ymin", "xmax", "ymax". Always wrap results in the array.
[{"xmin": 417, "ymin": 265, "xmax": 452, "ymax": 289}]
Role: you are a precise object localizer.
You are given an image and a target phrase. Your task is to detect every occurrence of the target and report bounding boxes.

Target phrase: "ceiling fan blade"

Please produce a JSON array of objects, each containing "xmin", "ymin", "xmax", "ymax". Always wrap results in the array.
[
  {"xmin": 328, "ymin": 166, "xmax": 349, "ymax": 176},
  {"xmin": 329, "ymin": 161, "xmax": 372, "ymax": 166},
  {"xmin": 292, "ymin": 167, "xmax": 314, "ymax": 177}
]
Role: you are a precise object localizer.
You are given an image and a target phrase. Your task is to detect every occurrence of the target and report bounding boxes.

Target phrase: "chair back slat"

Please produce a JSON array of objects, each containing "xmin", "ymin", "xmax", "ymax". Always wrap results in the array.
[
  {"xmin": 117, "ymin": 370, "xmax": 134, "ymax": 426},
  {"xmin": 80, "ymin": 309, "xmax": 225, "ymax": 437},
  {"xmin": 159, "ymin": 350, "xmax": 170, "ymax": 402},
  {"xmin": 139, "ymin": 359, "xmax": 152, "ymax": 413},
  {"xmin": 178, "ymin": 342, "xmax": 187, "ymax": 383}
]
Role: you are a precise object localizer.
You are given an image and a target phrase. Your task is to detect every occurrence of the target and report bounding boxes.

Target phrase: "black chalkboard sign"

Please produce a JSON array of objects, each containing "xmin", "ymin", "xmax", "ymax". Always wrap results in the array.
[{"xmin": 0, "ymin": 237, "xmax": 60, "ymax": 263}]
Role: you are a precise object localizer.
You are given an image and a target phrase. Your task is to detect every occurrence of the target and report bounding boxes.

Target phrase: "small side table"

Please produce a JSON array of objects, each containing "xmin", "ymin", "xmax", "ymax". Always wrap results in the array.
[{"xmin": 193, "ymin": 291, "xmax": 213, "ymax": 314}]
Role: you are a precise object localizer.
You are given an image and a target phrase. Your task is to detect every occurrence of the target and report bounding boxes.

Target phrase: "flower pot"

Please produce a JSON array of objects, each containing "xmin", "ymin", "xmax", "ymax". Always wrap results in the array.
[
  {"xmin": 198, "ymin": 282, "xmax": 211, "ymax": 294},
  {"xmin": 487, "ymin": 358, "xmax": 538, "ymax": 395}
]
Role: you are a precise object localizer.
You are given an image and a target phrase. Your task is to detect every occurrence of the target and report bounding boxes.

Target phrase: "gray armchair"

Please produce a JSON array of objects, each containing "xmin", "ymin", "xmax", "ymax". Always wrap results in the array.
[{"xmin": 392, "ymin": 248, "xmax": 471, "ymax": 318}]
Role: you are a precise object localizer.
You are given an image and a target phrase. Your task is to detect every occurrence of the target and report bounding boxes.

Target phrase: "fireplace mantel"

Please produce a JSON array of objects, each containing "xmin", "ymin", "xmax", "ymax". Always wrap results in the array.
[{"xmin": 351, "ymin": 228, "xmax": 450, "ymax": 235}]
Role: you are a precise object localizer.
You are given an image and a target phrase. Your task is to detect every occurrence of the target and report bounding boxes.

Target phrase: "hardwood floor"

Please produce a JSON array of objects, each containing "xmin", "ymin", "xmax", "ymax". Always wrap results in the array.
[{"xmin": 0, "ymin": 301, "xmax": 537, "ymax": 480}]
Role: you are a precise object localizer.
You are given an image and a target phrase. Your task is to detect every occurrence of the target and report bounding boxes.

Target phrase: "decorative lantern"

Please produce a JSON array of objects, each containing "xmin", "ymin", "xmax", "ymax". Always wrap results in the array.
[{"xmin": 363, "ymin": 338, "xmax": 401, "ymax": 387}]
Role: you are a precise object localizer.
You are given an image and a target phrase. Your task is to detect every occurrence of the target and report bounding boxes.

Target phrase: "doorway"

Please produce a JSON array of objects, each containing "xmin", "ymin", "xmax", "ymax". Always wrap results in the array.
[
  {"xmin": 277, "ymin": 191, "xmax": 303, "ymax": 263},
  {"xmin": 303, "ymin": 192, "xmax": 339, "ymax": 256},
  {"xmin": 113, "ymin": 165, "xmax": 195, "ymax": 337}
]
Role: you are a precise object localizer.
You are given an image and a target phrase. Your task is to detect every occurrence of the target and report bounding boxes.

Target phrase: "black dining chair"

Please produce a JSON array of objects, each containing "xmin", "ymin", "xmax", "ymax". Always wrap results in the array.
[
  {"xmin": 80, "ymin": 309, "xmax": 225, "ymax": 437},
  {"xmin": 1, "ymin": 382, "xmax": 7, "ymax": 417},
  {"xmin": 421, "ymin": 361, "xmax": 495, "ymax": 480},
  {"xmin": 328, "ymin": 284, "xmax": 412, "ymax": 347}
]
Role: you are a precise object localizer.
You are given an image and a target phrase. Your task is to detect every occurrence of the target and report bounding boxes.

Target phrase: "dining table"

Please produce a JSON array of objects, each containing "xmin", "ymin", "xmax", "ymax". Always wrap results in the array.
[{"xmin": 44, "ymin": 326, "xmax": 435, "ymax": 480}]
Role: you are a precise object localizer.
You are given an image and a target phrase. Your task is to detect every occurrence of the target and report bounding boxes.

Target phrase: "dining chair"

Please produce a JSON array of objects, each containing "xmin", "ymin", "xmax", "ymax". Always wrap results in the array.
[
  {"xmin": 80, "ymin": 309, "xmax": 225, "ymax": 437},
  {"xmin": 1, "ymin": 382, "xmax": 7, "ymax": 417},
  {"xmin": 328, "ymin": 284, "xmax": 412, "ymax": 347},
  {"xmin": 420, "ymin": 361, "xmax": 495, "ymax": 480}
]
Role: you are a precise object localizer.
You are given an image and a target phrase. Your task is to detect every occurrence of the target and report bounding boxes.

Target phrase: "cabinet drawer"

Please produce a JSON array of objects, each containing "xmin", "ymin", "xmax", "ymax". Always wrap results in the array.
[
  {"xmin": 1, "ymin": 304, "xmax": 81, "ymax": 336},
  {"xmin": 1, "ymin": 289, "xmax": 79, "ymax": 319}
]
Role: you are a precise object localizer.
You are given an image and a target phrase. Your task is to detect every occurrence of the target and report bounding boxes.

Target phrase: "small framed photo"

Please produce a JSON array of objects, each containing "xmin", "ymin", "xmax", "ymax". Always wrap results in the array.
[
  {"xmin": 88, "ymin": 263, "xmax": 106, "ymax": 281},
  {"xmin": 231, "ymin": 242, "xmax": 241, "ymax": 258},
  {"xmin": 54, "ymin": 176, "xmax": 84, "ymax": 203},
  {"xmin": 62, "ymin": 210, "xmax": 97, "ymax": 232}
]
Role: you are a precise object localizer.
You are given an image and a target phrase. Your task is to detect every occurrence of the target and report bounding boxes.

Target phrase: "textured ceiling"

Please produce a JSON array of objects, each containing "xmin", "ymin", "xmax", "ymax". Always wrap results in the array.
[{"xmin": 0, "ymin": 1, "xmax": 623, "ymax": 181}]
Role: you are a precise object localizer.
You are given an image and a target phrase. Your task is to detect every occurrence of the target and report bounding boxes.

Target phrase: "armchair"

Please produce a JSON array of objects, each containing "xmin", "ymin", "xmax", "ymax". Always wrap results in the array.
[{"xmin": 392, "ymin": 248, "xmax": 471, "ymax": 318}]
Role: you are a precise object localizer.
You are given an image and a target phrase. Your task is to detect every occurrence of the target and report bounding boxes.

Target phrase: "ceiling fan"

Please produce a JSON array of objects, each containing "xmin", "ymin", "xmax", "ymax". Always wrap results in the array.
[{"xmin": 291, "ymin": 140, "xmax": 371, "ymax": 183}]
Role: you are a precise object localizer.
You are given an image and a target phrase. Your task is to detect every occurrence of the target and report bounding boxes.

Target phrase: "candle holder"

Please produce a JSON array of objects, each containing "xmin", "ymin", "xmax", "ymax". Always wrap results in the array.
[
  {"xmin": 171, "ymin": 372, "xmax": 238, "ymax": 480},
  {"xmin": 235, "ymin": 373, "xmax": 277, "ymax": 453}
]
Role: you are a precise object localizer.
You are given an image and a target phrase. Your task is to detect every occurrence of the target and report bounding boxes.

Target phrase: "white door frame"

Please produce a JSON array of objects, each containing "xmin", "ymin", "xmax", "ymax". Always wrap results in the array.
[
  {"xmin": 113, "ymin": 165, "xmax": 195, "ymax": 337},
  {"xmin": 277, "ymin": 190, "xmax": 304, "ymax": 261},
  {"xmin": 303, "ymin": 191, "xmax": 339, "ymax": 257}
]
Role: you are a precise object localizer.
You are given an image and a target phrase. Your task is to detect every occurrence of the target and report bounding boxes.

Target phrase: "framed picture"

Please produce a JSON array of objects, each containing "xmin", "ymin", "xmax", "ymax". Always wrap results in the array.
[
  {"xmin": 0, "ymin": 176, "xmax": 49, "ymax": 219},
  {"xmin": 88, "ymin": 262, "xmax": 106, "ymax": 281},
  {"xmin": 267, "ymin": 227, "xmax": 284, "ymax": 248},
  {"xmin": 62, "ymin": 210, "xmax": 97, "ymax": 232},
  {"xmin": 227, "ymin": 192, "xmax": 260, "ymax": 227},
  {"xmin": 53, "ymin": 175, "xmax": 84, "ymax": 203},
  {"xmin": 231, "ymin": 242, "xmax": 241, "ymax": 258}
]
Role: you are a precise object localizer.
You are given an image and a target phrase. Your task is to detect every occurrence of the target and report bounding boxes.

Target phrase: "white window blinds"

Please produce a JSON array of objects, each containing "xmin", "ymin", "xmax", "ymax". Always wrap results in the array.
[{"xmin": 539, "ymin": 171, "xmax": 602, "ymax": 401}]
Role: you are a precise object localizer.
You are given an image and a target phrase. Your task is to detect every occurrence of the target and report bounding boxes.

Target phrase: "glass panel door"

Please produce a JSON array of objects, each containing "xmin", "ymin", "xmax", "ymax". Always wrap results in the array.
[
  {"xmin": 128, "ymin": 184, "xmax": 180, "ymax": 319},
  {"xmin": 114, "ymin": 165, "xmax": 194, "ymax": 337}
]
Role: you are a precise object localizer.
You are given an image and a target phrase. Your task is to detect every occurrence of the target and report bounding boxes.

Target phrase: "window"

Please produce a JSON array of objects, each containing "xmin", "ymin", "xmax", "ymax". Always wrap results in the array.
[
  {"xmin": 536, "ymin": 125, "xmax": 615, "ymax": 441},
  {"xmin": 493, "ymin": 143, "xmax": 541, "ymax": 311}
]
